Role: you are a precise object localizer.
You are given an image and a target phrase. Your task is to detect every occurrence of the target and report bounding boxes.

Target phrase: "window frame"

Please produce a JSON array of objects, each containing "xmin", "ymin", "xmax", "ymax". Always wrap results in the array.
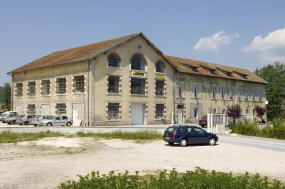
[
  {"xmin": 155, "ymin": 80, "xmax": 164, "ymax": 96},
  {"xmin": 15, "ymin": 83, "xmax": 23, "ymax": 97},
  {"xmin": 108, "ymin": 103, "xmax": 120, "ymax": 120},
  {"xmin": 27, "ymin": 104, "xmax": 36, "ymax": 115},
  {"xmin": 41, "ymin": 79, "xmax": 50, "ymax": 96},
  {"xmin": 155, "ymin": 104, "xmax": 165, "ymax": 120},
  {"xmin": 107, "ymin": 53, "xmax": 121, "ymax": 68},
  {"xmin": 131, "ymin": 78, "xmax": 146, "ymax": 95},
  {"xmin": 108, "ymin": 76, "xmax": 120, "ymax": 94},
  {"xmin": 56, "ymin": 78, "xmax": 67, "ymax": 94},
  {"xmin": 56, "ymin": 103, "xmax": 66, "ymax": 115},
  {"xmin": 130, "ymin": 54, "xmax": 146, "ymax": 71},
  {"xmin": 74, "ymin": 75, "xmax": 85, "ymax": 94},
  {"xmin": 155, "ymin": 61, "xmax": 165, "ymax": 73}
]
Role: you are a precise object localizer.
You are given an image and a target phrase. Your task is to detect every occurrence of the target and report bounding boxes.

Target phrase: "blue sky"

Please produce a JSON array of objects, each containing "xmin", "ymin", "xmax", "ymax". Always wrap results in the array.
[{"xmin": 1, "ymin": 0, "xmax": 285, "ymax": 85}]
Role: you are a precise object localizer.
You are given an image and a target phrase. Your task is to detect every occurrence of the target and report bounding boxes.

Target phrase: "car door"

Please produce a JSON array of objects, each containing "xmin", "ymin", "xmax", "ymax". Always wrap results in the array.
[
  {"xmin": 54, "ymin": 116, "xmax": 61, "ymax": 126},
  {"xmin": 185, "ymin": 127, "xmax": 197, "ymax": 144},
  {"xmin": 193, "ymin": 127, "xmax": 209, "ymax": 144}
]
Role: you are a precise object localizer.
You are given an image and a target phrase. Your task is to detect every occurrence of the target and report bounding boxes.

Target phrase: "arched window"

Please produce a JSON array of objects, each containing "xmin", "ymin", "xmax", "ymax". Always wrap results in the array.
[
  {"xmin": 108, "ymin": 54, "xmax": 120, "ymax": 68},
  {"xmin": 131, "ymin": 54, "xmax": 145, "ymax": 70},
  {"xmin": 156, "ymin": 61, "xmax": 164, "ymax": 73}
]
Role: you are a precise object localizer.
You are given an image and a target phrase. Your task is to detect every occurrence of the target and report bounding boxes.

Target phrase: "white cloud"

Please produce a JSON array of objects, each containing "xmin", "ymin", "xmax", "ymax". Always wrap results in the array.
[
  {"xmin": 194, "ymin": 31, "xmax": 240, "ymax": 52},
  {"xmin": 243, "ymin": 28, "xmax": 285, "ymax": 52},
  {"xmin": 260, "ymin": 52, "xmax": 285, "ymax": 63}
]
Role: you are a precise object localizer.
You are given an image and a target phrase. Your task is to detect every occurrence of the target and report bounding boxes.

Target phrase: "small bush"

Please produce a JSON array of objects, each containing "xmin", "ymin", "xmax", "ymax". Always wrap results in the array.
[
  {"xmin": 272, "ymin": 117, "xmax": 284, "ymax": 128},
  {"xmin": 59, "ymin": 167, "xmax": 285, "ymax": 189}
]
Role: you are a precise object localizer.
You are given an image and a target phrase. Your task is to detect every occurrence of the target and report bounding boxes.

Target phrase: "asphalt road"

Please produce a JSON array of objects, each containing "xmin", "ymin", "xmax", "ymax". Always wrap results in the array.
[
  {"xmin": 1, "ymin": 122, "xmax": 284, "ymax": 152},
  {"xmin": 218, "ymin": 135, "xmax": 285, "ymax": 152}
]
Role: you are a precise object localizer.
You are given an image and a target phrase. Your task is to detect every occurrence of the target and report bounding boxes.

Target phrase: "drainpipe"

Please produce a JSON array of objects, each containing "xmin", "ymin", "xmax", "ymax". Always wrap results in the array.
[
  {"xmin": 87, "ymin": 60, "xmax": 90, "ymax": 126},
  {"xmin": 173, "ymin": 69, "xmax": 178, "ymax": 124}
]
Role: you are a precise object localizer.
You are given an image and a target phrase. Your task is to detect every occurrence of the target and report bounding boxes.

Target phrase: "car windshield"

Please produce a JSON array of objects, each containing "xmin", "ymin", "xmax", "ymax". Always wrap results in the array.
[
  {"xmin": 35, "ymin": 115, "xmax": 42, "ymax": 118},
  {"xmin": 49, "ymin": 116, "xmax": 56, "ymax": 120}
]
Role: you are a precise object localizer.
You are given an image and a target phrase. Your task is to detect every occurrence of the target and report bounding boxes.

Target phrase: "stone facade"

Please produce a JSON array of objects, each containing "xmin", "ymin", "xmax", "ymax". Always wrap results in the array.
[{"xmin": 9, "ymin": 33, "xmax": 267, "ymax": 126}]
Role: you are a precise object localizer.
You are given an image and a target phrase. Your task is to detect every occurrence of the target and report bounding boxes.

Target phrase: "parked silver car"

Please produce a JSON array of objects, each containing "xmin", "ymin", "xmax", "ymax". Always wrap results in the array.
[
  {"xmin": 31, "ymin": 115, "xmax": 52, "ymax": 126},
  {"xmin": 5, "ymin": 115, "xmax": 19, "ymax": 125},
  {"xmin": 1, "ymin": 111, "xmax": 18, "ymax": 123},
  {"xmin": 16, "ymin": 115, "xmax": 36, "ymax": 125},
  {"xmin": 38, "ymin": 115, "xmax": 73, "ymax": 126}
]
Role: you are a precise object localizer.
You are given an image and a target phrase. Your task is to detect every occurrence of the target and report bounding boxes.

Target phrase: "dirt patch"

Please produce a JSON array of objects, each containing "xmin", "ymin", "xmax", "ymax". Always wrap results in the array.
[{"xmin": 0, "ymin": 137, "xmax": 284, "ymax": 189}]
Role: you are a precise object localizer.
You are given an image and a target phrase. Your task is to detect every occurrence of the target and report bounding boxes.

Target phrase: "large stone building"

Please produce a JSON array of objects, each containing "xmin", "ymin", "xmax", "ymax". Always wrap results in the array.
[{"xmin": 8, "ymin": 32, "xmax": 267, "ymax": 126}]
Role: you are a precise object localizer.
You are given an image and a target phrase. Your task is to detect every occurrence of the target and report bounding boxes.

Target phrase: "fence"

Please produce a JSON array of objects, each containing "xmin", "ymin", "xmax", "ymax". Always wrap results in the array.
[{"xmin": 207, "ymin": 114, "xmax": 254, "ymax": 133}]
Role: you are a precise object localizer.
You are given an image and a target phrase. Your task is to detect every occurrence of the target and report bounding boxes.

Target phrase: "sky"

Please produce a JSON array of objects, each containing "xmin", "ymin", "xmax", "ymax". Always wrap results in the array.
[{"xmin": 1, "ymin": 0, "xmax": 285, "ymax": 85}]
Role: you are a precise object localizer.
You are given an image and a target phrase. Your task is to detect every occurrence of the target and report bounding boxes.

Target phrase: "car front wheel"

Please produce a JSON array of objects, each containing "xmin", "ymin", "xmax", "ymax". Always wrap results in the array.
[
  {"xmin": 66, "ymin": 122, "xmax": 71, "ymax": 126},
  {"xmin": 179, "ymin": 138, "xmax": 187, "ymax": 147},
  {"xmin": 209, "ymin": 138, "xmax": 216, "ymax": 146},
  {"xmin": 47, "ymin": 123, "xmax": 52, "ymax": 126}
]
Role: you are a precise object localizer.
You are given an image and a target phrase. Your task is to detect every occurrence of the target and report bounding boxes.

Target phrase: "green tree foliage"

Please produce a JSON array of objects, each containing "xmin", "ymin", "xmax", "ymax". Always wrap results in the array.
[
  {"xmin": 254, "ymin": 62, "xmax": 285, "ymax": 120},
  {"xmin": 0, "ymin": 82, "xmax": 11, "ymax": 110}
]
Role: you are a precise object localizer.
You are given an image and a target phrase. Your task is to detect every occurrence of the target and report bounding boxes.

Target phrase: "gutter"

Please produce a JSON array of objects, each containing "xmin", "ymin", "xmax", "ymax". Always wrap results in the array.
[{"xmin": 173, "ymin": 69, "xmax": 179, "ymax": 124}]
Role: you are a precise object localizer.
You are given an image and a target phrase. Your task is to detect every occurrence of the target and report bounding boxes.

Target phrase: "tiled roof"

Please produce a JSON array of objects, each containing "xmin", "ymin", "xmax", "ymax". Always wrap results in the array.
[
  {"xmin": 8, "ymin": 32, "xmax": 267, "ymax": 84},
  {"xmin": 166, "ymin": 55, "xmax": 267, "ymax": 84},
  {"xmin": 8, "ymin": 33, "xmax": 139, "ymax": 74}
]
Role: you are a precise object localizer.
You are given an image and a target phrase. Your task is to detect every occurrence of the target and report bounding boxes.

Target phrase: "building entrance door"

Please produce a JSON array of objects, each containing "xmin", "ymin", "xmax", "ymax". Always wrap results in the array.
[
  {"xmin": 177, "ymin": 109, "xmax": 183, "ymax": 124},
  {"xmin": 131, "ymin": 104, "xmax": 145, "ymax": 125}
]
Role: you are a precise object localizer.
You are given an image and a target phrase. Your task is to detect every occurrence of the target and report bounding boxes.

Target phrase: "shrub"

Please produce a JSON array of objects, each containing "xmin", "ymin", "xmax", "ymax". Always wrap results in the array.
[
  {"xmin": 272, "ymin": 117, "xmax": 284, "ymax": 128},
  {"xmin": 59, "ymin": 167, "xmax": 285, "ymax": 189}
]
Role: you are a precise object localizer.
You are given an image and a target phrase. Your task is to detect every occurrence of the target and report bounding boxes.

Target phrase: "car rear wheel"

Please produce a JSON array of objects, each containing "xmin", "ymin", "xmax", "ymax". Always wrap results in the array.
[
  {"xmin": 209, "ymin": 138, "xmax": 216, "ymax": 146},
  {"xmin": 179, "ymin": 138, "xmax": 187, "ymax": 147},
  {"xmin": 168, "ymin": 142, "xmax": 174, "ymax": 145},
  {"xmin": 66, "ymin": 122, "xmax": 71, "ymax": 126},
  {"xmin": 34, "ymin": 124, "xmax": 38, "ymax": 126},
  {"xmin": 24, "ymin": 121, "xmax": 29, "ymax": 125},
  {"xmin": 47, "ymin": 123, "xmax": 52, "ymax": 126},
  {"xmin": 8, "ymin": 122, "xmax": 11, "ymax": 125}
]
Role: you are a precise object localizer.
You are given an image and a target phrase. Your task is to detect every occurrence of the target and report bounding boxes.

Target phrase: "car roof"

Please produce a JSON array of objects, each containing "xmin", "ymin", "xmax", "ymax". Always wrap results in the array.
[{"xmin": 169, "ymin": 125, "xmax": 197, "ymax": 128}]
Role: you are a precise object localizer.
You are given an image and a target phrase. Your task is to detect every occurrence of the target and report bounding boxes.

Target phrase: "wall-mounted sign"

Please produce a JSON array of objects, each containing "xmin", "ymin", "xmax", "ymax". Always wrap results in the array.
[
  {"xmin": 132, "ymin": 71, "xmax": 145, "ymax": 78},
  {"xmin": 155, "ymin": 73, "xmax": 165, "ymax": 79}
]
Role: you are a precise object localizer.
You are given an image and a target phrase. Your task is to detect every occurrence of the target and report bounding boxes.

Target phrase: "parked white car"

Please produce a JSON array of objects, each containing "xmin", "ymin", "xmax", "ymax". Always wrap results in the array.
[
  {"xmin": 38, "ymin": 115, "xmax": 73, "ymax": 126},
  {"xmin": 31, "ymin": 115, "xmax": 52, "ymax": 126}
]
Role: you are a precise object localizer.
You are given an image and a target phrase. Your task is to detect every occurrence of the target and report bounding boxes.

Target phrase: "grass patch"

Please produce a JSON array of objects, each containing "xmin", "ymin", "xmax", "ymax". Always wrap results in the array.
[
  {"xmin": 0, "ymin": 130, "xmax": 162, "ymax": 144},
  {"xmin": 59, "ymin": 167, "xmax": 285, "ymax": 189},
  {"xmin": 76, "ymin": 130, "xmax": 162, "ymax": 142},
  {"xmin": 0, "ymin": 130, "xmax": 64, "ymax": 143}
]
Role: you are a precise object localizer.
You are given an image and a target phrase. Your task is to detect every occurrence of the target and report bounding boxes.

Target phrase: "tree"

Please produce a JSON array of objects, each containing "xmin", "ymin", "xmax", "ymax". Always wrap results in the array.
[
  {"xmin": 254, "ymin": 62, "xmax": 285, "ymax": 120},
  {"xmin": 0, "ymin": 82, "xmax": 11, "ymax": 110},
  {"xmin": 227, "ymin": 104, "xmax": 242, "ymax": 124},
  {"xmin": 255, "ymin": 105, "xmax": 265, "ymax": 122}
]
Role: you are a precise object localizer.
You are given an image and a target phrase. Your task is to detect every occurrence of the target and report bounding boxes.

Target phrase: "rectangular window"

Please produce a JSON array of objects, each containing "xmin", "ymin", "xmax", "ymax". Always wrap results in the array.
[
  {"xmin": 222, "ymin": 108, "xmax": 226, "ymax": 114},
  {"xmin": 108, "ymin": 103, "xmax": 119, "ymax": 120},
  {"xmin": 16, "ymin": 83, "xmax": 23, "ymax": 97},
  {"xmin": 212, "ymin": 108, "xmax": 217, "ymax": 114},
  {"xmin": 253, "ymin": 109, "xmax": 256, "ymax": 117},
  {"xmin": 191, "ymin": 83, "xmax": 201, "ymax": 98},
  {"xmin": 56, "ymin": 103, "xmax": 66, "ymax": 115},
  {"xmin": 177, "ymin": 82, "xmax": 185, "ymax": 97},
  {"xmin": 245, "ymin": 89, "xmax": 249, "ymax": 100},
  {"xmin": 258, "ymin": 90, "xmax": 263, "ymax": 101},
  {"xmin": 237, "ymin": 88, "xmax": 242, "ymax": 100},
  {"xmin": 74, "ymin": 76, "xmax": 84, "ymax": 93},
  {"xmin": 229, "ymin": 87, "xmax": 234, "ymax": 99},
  {"xmin": 194, "ymin": 108, "xmax": 198, "ymax": 118},
  {"xmin": 252, "ymin": 89, "xmax": 256, "ymax": 100},
  {"xmin": 131, "ymin": 78, "xmax": 145, "ymax": 95},
  {"xmin": 211, "ymin": 85, "xmax": 218, "ymax": 99},
  {"xmin": 28, "ymin": 82, "xmax": 36, "ymax": 96},
  {"xmin": 42, "ymin": 80, "xmax": 50, "ymax": 95},
  {"xmin": 27, "ymin": 104, "xmax": 36, "ymax": 115},
  {"xmin": 57, "ymin": 78, "xmax": 66, "ymax": 94},
  {"xmin": 108, "ymin": 76, "xmax": 119, "ymax": 93},
  {"xmin": 156, "ymin": 80, "xmax": 164, "ymax": 95},
  {"xmin": 246, "ymin": 108, "xmax": 249, "ymax": 114},
  {"xmin": 156, "ymin": 104, "xmax": 164, "ymax": 119}
]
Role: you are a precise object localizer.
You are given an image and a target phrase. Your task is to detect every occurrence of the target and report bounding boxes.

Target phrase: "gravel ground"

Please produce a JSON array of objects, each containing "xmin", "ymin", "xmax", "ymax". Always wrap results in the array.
[{"xmin": 0, "ymin": 137, "xmax": 284, "ymax": 189}]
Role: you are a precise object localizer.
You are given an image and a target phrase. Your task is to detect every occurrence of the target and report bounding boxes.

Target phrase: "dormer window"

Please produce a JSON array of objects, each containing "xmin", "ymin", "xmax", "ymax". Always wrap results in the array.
[
  {"xmin": 108, "ymin": 53, "xmax": 121, "ymax": 68},
  {"xmin": 181, "ymin": 63, "xmax": 198, "ymax": 72},
  {"xmin": 155, "ymin": 61, "xmax": 165, "ymax": 73},
  {"xmin": 217, "ymin": 68, "xmax": 232, "ymax": 77},
  {"xmin": 131, "ymin": 54, "xmax": 145, "ymax": 71},
  {"xmin": 202, "ymin": 66, "xmax": 216, "ymax": 75},
  {"xmin": 234, "ymin": 71, "xmax": 248, "ymax": 79}
]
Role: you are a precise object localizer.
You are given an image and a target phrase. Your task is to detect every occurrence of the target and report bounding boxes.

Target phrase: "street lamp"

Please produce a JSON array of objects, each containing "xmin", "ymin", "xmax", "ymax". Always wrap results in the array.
[{"xmin": 265, "ymin": 100, "xmax": 269, "ymax": 121}]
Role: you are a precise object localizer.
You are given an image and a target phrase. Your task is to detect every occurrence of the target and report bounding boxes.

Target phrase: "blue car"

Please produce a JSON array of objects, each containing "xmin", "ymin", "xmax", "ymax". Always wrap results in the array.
[{"xmin": 163, "ymin": 125, "xmax": 218, "ymax": 147}]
